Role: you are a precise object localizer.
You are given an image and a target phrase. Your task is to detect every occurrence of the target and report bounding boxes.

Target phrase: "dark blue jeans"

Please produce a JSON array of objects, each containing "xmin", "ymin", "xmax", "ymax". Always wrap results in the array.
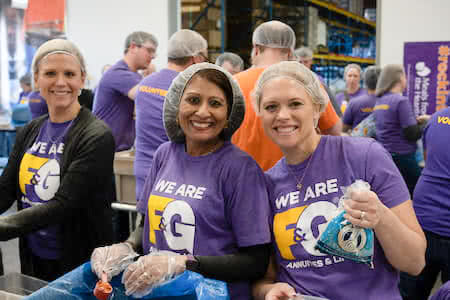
[
  {"xmin": 399, "ymin": 230, "xmax": 450, "ymax": 300},
  {"xmin": 391, "ymin": 152, "xmax": 422, "ymax": 197}
]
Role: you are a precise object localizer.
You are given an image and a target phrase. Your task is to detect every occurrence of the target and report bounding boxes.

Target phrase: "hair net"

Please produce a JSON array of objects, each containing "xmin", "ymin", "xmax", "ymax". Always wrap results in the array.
[
  {"xmin": 344, "ymin": 63, "xmax": 362, "ymax": 77},
  {"xmin": 31, "ymin": 39, "xmax": 86, "ymax": 89},
  {"xmin": 168, "ymin": 29, "xmax": 208, "ymax": 58},
  {"xmin": 164, "ymin": 62, "xmax": 245, "ymax": 143},
  {"xmin": 375, "ymin": 64, "xmax": 404, "ymax": 97},
  {"xmin": 363, "ymin": 66, "xmax": 381, "ymax": 90},
  {"xmin": 252, "ymin": 20, "xmax": 295, "ymax": 51},
  {"xmin": 215, "ymin": 52, "xmax": 244, "ymax": 70},
  {"xmin": 294, "ymin": 47, "xmax": 313, "ymax": 60},
  {"xmin": 252, "ymin": 61, "xmax": 328, "ymax": 113}
]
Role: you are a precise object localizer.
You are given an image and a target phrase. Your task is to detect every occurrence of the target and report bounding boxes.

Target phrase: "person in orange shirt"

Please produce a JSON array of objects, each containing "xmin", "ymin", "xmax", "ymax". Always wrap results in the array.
[{"xmin": 232, "ymin": 21, "xmax": 342, "ymax": 171}]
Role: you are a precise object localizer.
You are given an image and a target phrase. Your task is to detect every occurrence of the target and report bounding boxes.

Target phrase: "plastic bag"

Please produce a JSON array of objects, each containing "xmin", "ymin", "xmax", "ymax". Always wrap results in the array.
[
  {"xmin": 315, "ymin": 180, "xmax": 374, "ymax": 268},
  {"xmin": 24, "ymin": 262, "xmax": 229, "ymax": 300},
  {"xmin": 351, "ymin": 113, "xmax": 376, "ymax": 138}
]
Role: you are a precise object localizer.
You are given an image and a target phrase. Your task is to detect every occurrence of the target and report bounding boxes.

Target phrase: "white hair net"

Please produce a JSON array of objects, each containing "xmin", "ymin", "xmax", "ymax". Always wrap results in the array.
[
  {"xmin": 164, "ymin": 62, "xmax": 245, "ymax": 143},
  {"xmin": 168, "ymin": 29, "xmax": 208, "ymax": 59},
  {"xmin": 252, "ymin": 20, "xmax": 296, "ymax": 51},
  {"xmin": 252, "ymin": 61, "xmax": 328, "ymax": 113}
]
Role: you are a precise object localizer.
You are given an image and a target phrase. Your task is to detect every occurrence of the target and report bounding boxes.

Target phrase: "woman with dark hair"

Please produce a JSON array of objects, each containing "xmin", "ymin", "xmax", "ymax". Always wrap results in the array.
[
  {"xmin": 373, "ymin": 64, "xmax": 428, "ymax": 195},
  {"xmin": 0, "ymin": 39, "xmax": 115, "ymax": 281},
  {"xmin": 91, "ymin": 63, "xmax": 271, "ymax": 300}
]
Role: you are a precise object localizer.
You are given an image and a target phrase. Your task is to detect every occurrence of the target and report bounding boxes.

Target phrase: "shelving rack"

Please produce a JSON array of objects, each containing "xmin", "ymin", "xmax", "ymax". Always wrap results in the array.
[{"xmin": 182, "ymin": 0, "xmax": 376, "ymax": 77}]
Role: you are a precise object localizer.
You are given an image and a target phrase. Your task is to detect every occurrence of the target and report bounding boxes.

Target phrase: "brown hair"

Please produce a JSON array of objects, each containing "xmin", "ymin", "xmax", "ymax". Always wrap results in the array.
[{"xmin": 192, "ymin": 68, "xmax": 233, "ymax": 117}]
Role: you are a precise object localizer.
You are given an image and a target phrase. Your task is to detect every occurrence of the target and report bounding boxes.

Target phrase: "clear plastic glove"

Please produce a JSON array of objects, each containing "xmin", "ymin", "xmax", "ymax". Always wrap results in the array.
[
  {"xmin": 91, "ymin": 242, "xmax": 138, "ymax": 281},
  {"xmin": 122, "ymin": 251, "xmax": 187, "ymax": 298}
]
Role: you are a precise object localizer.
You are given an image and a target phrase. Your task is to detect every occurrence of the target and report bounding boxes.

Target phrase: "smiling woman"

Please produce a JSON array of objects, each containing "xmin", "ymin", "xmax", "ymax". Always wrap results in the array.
[
  {"xmin": 90, "ymin": 63, "xmax": 272, "ymax": 300},
  {"xmin": 0, "ymin": 39, "xmax": 115, "ymax": 282},
  {"xmin": 250, "ymin": 61, "xmax": 427, "ymax": 300}
]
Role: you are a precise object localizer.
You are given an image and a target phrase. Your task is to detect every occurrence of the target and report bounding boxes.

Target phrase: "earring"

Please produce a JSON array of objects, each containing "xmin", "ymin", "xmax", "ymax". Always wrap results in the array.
[
  {"xmin": 176, "ymin": 116, "xmax": 179, "ymax": 126},
  {"xmin": 224, "ymin": 120, "xmax": 229, "ymax": 129},
  {"xmin": 78, "ymin": 89, "xmax": 82, "ymax": 96},
  {"xmin": 313, "ymin": 118, "xmax": 319, "ymax": 129}
]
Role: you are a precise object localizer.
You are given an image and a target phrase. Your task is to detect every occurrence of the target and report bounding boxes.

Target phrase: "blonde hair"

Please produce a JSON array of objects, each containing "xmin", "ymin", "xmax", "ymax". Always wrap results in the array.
[
  {"xmin": 32, "ymin": 39, "xmax": 86, "ymax": 88},
  {"xmin": 252, "ymin": 61, "xmax": 328, "ymax": 114}
]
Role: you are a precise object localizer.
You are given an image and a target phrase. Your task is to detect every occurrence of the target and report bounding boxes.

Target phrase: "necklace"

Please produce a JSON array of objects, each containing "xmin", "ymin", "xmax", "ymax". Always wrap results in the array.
[
  {"xmin": 286, "ymin": 148, "xmax": 317, "ymax": 191},
  {"xmin": 46, "ymin": 119, "xmax": 75, "ymax": 145}
]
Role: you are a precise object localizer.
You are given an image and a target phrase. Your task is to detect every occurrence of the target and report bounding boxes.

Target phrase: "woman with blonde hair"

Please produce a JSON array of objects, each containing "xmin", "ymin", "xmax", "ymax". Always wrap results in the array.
[
  {"xmin": 251, "ymin": 61, "xmax": 425, "ymax": 300},
  {"xmin": 0, "ymin": 39, "xmax": 115, "ymax": 281}
]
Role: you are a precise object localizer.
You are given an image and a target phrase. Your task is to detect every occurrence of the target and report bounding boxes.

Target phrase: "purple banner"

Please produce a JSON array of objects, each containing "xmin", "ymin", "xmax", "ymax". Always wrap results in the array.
[{"xmin": 404, "ymin": 41, "xmax": 450, "ymax": 116}]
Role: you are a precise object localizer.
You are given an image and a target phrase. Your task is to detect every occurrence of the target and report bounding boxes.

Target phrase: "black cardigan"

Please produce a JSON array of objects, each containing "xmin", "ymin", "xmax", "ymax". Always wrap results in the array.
[{"xmin": 0, "ymin": 107, "xmax": 115, "ymax": 274}]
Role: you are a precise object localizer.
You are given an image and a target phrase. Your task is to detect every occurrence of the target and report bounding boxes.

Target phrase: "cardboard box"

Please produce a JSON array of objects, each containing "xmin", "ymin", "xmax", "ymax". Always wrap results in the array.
[
  {"xmin": 114, "ymin": 150, "xmax": 136, "ymax": 205},
  {"xmin": 199, "ymin": 29, "xmax": 222, "ymax": 48},
  {"xmin": 182, "ymin": 12, "xmax": 218, "ymax": 30}
]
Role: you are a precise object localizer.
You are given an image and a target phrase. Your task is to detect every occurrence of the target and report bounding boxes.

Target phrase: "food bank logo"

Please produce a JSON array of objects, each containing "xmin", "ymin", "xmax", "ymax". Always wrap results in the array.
[{"xmin": 416, "ymin": 62, "xmax": 431, "ymax": 77}]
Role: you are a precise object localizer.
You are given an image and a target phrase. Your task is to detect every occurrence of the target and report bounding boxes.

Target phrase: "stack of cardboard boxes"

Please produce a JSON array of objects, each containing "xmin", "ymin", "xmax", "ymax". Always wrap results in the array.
[{"xmin": 181, "ymin": 0, "xmax": 223, "ymax": 61}]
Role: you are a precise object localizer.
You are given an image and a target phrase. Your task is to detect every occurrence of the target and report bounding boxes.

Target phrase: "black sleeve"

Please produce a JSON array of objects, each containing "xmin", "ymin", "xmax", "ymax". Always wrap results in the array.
[
  {"xmin": 0, "ymin": 122, "xmax": 115, "ymax": 241},
  {"xmin": 403, "ymin": 124, "xmax": 424, "ymax": 142},
  {"xmin": 188, "ymin": 243, "xmax": 271, "ymax": 282}
]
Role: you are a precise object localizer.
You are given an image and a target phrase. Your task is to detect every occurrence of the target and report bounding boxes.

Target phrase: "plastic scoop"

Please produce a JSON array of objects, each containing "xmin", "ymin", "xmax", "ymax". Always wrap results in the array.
[{"xmin": 94, "ymin": 272, "xmax": 112, "ymax": 300}]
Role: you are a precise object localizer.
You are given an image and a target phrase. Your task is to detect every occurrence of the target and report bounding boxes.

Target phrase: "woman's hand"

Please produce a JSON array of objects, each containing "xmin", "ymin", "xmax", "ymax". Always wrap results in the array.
[
  {"xmin": 91, "ymin": 242, "xmax": 138, "ymax": 281},
  {"xmin": 122, "ymin": 253, "xmax": 187, "ymax": 297},
  {"xmin": 343, "ymin": 188, "xmax": 386, "ymax": 229},
  {"xmin": 265, "ymin": 282, "xmax": 296, "ymax": 300}
]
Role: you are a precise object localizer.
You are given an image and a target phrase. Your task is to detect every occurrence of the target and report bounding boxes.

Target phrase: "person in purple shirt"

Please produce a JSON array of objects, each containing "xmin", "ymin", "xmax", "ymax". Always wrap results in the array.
[
  {"xmin": 336, "ymin": 63, "xmax": 367, "ymax": 113},
  {"xmin": 373, "ymin": 64, "xmax": 428, "ymax": 196},
  {"xmin": 249, "ymin": 61, "xmax": 425, "ymax": 300},
  {"xmin": 91, "ymin": 63, "xmax": 271, "ymax": 299},
  {"xmin": 399, "ymin": 107, "xmax": 450, "ymax": 300},
  {"xmin": 134, "ymin": 29, "xmax": 208, "ymax": 203},
  {"xmin": 93, "ymin": 31, "xmax": 158, "ymax": 151},
  {"xmin": 27, "ymin": 90, "xmax": 48, "ymax": 119},
  {"xmin": 0, "ymin": 39, "xmax": 114, "ymax": 282},
  {"xmin": 17, "ymin": 73, "xmax": 32, "ymax": 105},
  {"xmin": 342, "ymin": 65, "xmax": 381, "ymax": 131}
]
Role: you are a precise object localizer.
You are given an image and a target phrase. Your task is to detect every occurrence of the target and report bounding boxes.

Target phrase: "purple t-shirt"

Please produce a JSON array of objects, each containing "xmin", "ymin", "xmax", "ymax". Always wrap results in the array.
[
  {"xmin": 93, "ymin": 60, "xmax": 142, "ymax": 151},
  {"xmin": 335, "ymin": 88, "xmax": 367, "ymax": 110},
  {"xmin": 19, "ymin": 119, "xmax": 74, "ymax": 259},
  {"xmin": 413, "ymin": 107, "xmax": 450, "ymax": 237},
  {"xmin": 342, "ymin": 94, "xmax": 377, "ymax": 128},
  {"xmin": 18, "ymin": 91, "xmax": 31, "ymax": 104},
  {"xmin": 266, "ymin": 136, "xmax": 409, "ymax": 300},
  {"xmin": 134, "ymin": 69, "xmax": 178, "ymax": 201},
  {"xmin": 431, "ymin": 281, "xmax": 450, "ymax": 300},
  {"xmin": 374, "ymin": 92, "xmax": 418, "ymax": 154},
  {"xmin": 138, "ymin": 141, "xmax": 271, "ymax": 300},
  {"xmin": 28, "ymin": 91, "xmax": 48, "ymax": 119}
]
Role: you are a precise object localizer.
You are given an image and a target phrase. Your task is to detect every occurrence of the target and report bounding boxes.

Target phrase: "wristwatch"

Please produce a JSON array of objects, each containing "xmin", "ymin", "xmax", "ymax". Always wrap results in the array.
[{"xmin": 185, "ymin": 254, "xmax": 200, "ymax": 272}]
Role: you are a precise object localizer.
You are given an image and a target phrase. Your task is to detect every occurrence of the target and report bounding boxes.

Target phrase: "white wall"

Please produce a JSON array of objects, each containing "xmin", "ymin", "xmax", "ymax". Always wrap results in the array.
[
  {"xmin": 65, "ymin": 0, "xmax": 180, "ymax": 88},
  {"xmin": 378, "ymin": 0, "xmax": 450, "ymax": 66}
]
